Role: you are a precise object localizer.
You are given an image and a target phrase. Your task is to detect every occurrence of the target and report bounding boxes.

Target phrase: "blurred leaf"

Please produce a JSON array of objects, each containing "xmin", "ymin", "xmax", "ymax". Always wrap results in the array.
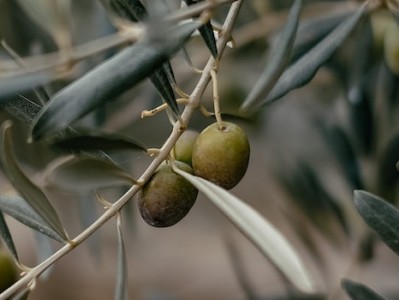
[
  {"xmin": 149, "ymin": 69, "xmax": 178, "ymax": 114},
  {"xmin": 291, "ymin": 10, "xmax": 353, "ymax": 61},
  {"xmin": 0, "ymin": 96, "xmax": 41, "ymax": 125},
  {"xmin": 387, "ymin": 0, "xmax": 399, "ymax": 24},
  {"xmin": 342, "ymin": 278, "xmax": 386, "ymax": 300},
  {"xmin": 266, "ymin": 3, "xmax": 367, "ymax": 104},
  {"xmin": 45, "ymin": 156, "xmax": 136, "ymax": 191},
  {"xmin": 109, "ymin": 0, "xmax": 147, "ymax": 22},
  {"xmin": 0, "ymin": 121, "xmax": 68, "ymax": 241},
  {"xmin": 241, "ymin": 0, "xmax": 302, "ymax": 111},
  {"xmin": 0, "ymin": 70, "xmax": 56, "ymax": 99},
  {"xmin": 114, "ymin": 214, "xmax": 128, "ymax": 300},
  {"xmin": 345, "ymin": 17, "xmax": 375, "ymax": 155},
  {"xmin": 173, "ymin": 168, "xmax": 315, "ymax": 294},
  {"xmin": 11, "ymin": 287, "xmax": 30, "ymax": 300},
  {"xmin": 276, "ymin": 161, "xmax": 349, "ymax": 243},
  {"xmin": 183, "ymin": 0, "xmax": 218, "ymax": 58},
  {"xmin": 52, "ymin": 129, "xmax": 147, "ymax": 152},
  {"xmin": 103, "ymin": 0, "xmax": 179, "ymax": 114},
  {"xmin": 0, "ymin": 212, "xmax": 18, "ymax": 261},
  {"xmin": 33, "ymin": 231, "xmax": 54, "ymax": 280},
  {"xmin": 0, "ymin": 195, "xmax": 65, "ymax": 242},
  {"xmin": 30, "ymin": 21, "xmax": 200, "ymax": 140},
  {"xmin": 354, "ymin": 190, "xmax": 399, "ymax": 255}
]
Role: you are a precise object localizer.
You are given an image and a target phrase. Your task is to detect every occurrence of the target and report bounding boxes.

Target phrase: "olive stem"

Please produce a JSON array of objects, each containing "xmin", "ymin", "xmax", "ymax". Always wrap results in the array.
[
  {"xmin": 0, "ymin": 1, "xmax": 243, "ymax": 299},
  {"xmin": 210, "ymin": 69, "xmax": 224, "ymax": 129}
]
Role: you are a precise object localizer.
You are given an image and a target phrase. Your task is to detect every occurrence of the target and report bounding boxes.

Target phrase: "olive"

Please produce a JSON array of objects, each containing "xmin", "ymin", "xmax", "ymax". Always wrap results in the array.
[
  {"xmin": 138, "ymin": 161, "xmax": 198, "ymax": 227},
  {"xmin": 173, "ymin": 130, "xmax": 199, "ymax": 166},
  {"xmin": 0, "ymin": 250, "xmax": 17, "ymax": 293},
  {"xmin": 384, "ymin": 20, "xmax": 399, "ymax": 75},
  {"xmin": 192, "ymin": 122, "xmax": 250, "ymax": 190}
]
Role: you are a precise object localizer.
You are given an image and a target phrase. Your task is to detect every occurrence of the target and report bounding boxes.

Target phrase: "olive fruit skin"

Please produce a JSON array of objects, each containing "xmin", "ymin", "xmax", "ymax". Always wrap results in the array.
[
  {"xmin": 173, "ymin": 130, "xmax": 199, "ymax": 166},
  {"xmin": 384, "ymin": 20, "xmax": 399, "ymax": 75},
  {"xmin": 0, "ymin": 251, "xmax": 17, "ymax": 293},
  {"xmin": 139, "ymin": 161, "xmax": 198, "ymax": 227},
  {"xmin": 192, "ymin": 122, "xmax": 250, "ymax": 190}
]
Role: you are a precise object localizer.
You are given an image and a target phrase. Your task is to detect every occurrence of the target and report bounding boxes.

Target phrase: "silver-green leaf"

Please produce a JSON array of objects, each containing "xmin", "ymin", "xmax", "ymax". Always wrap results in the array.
[
  {"xmin": 354, "ymin": 190, "xmax": 399, "ymax": 255},
  {"xmin": 241, "ymin": 0, "xmax": 302, "ymax": 111},
  {"xmin": 30, "ymin": 21, "xmax": 200, "ymax": 140},
  {"xmin": 0, "ymin": 212, "xmax": 18, "ymax": 260},
  {"xmin": 45, "ymin": 156, "xmax": 136, "ymax": 192},
  {"xmin": 266, "ymin": 2, "xmax": 367, "ymax": 104},
  {"xmin": 0, "ymin": 195, "xmax": 65, "ymax": 242},
  {"xmin": 173, "ymin": 168, "xmax": 315, "ymax": 293},
  {"xmin": 342, "ymin": 278, "xmax": 386, "ymax": 300},
  {"xmin": 0, "ymin": 121, "xmax": 68, "ymax": 242}
]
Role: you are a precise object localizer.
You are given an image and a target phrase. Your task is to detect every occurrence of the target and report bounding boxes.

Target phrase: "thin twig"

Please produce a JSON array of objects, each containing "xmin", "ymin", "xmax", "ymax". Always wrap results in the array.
[{"xmin": 0, "ymin": 0, "xmax": 243, "ymax": 298}]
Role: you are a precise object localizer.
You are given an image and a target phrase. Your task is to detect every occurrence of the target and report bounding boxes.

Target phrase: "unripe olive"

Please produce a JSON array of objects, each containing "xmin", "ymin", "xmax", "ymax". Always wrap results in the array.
[
  {"xmin": 173, "ymin": 130, "xmax": 199, "ymax": 166},
  {"xmin": 384, "ymin": 20, "xmax": 399, "ymax": 75},
  {"xmin": 192, "ymin": 122, "xmax": 250, "ymax": 190},
  {"xmin": 0, "ymin": 251, "xmax": 17, "ymax": 293},
  {"xmin": 370, "ymin": 10, "xmax": 393, "ymax": 53},
  {"xmin": 138, "ymin": 161, "xmax": 198, "ymax": 227}
]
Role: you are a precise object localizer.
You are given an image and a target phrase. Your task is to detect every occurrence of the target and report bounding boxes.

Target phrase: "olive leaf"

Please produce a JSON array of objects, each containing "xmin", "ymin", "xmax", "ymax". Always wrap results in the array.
[
  {"xmin": 0, "ymin": 69, "xmax": 57, "ymax": 99},
  {"xmin": 183, "ymin": 0, "xmax": 218, "ymax": 58},
  {"xmin": 103, "ymin": 0, "xmax": 179, "ymax": 115},
  {"xmin": 266, "ymin": 2, "xmax": 367, "ymax": 104},
  {"xmin": 291, "ymin": 10, "xmax": 353, "ymax": 61},
  {"xmin": 241, "ymin": 0, "xmax": 302, "ymax": 112},
  {"xmin": 0, "ymin": 96, "xmax": 41, "ymax": 125},
  {"xmin": 51, "ymin": 129, "xmax": 147, "ymax": 152},
  {"xmin": 173, "ymin": 168, "xmax": 315, "ymax": 294},
  {"xmin": 0, "ymin": 121, "xmax": 68, "ymax": 242},
  {"xmin": 45, "ymin": 156, "xmax": 136, "ymax": 192},
  {"xmin": 114, "ymin": 214, "xmax": 128, "ymax": 300},
  {"xmin": 0, "ymin": 212, "xmax": 18, "ymax": 261},
  {"xmin": 0, "ymin": 195, "xmax": 66, "ymax": 242},
  {"xmin": 354, "ymin": 190, "xmax": 399, "ymax": 255},
  {"xmin": 342, "ymin": 279, "xmax": 386, "ymax": 300},
  {"xmin": 30, "ymin": 20, "xmax": 200, "ymax": 140}
]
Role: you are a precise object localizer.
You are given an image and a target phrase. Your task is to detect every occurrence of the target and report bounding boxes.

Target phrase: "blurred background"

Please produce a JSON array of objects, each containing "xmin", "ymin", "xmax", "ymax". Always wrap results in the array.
[{"xmin": 1, "ymin": 0, "xmax": 399, "ymax": 299}]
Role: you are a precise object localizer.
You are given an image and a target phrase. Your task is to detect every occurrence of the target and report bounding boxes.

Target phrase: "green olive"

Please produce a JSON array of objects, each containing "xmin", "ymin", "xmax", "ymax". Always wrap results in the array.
[
  {"xmin": 173, "ymin": 130, "xmax": 199, "ymax": 166},
  {"xmin": 384, "ymin": 20, "xmax": 399, "ymax": 75},
  {"xmin": 0, "ymin": 250, "xmax": 17, "ymax": 293},
  {"xmin": 192, "ymin": 122, "xmax": 250, "ymax": 190},
  {"xmin": 138, "ymin": 161, "xmax": 198, "ymax": 227}
]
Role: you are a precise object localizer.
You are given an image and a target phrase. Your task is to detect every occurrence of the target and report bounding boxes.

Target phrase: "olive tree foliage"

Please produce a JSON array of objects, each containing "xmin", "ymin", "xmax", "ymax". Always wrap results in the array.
[{"xmin": 0, "ymin": 0, "xmax": 398, "ymax": 299}]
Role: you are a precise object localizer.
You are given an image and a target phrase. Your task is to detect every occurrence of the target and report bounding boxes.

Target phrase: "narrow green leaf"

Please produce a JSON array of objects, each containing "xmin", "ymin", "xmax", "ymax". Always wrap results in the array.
[
  {"xmin": 149, "ymin": 69, "xmax": 178, "ymax": 114},
  {"xmin": 0, "ymin": 96, "xmax": 41, "ymax": 125},
  {"xmin": 52, "ymin": 130, "xmax": 147, "ymax": 152},
  {"xmin": 173, "ymin": 168, "xmax": 315, "ymax": 293},
  {"xmin": 0, "ymin": 121, "xmax": 68, "ymax": 241},
  {"xmin": 30, "ymin": 21, "xmax": 200, "ymax": 140},
  {"xmin": 114, "ymin": 214, "xmax": 128, "ymax": 300},
  {"xmin": 291, "ymin": 10, "xmax": 353, "ymax": 61},
  {"xmin": 342, "ymin": 279, "xmax": 386, "ymax": 300},
  {"xmin": 45, "ymin": 156, "xmax": 136, "ymax": 191},
  {"xmin": 266, "ymin": 3, "xmax": 367, "ymax": 104},
  {"xmin": 354, "ymin": 190, "xmax": 399, "ymax": 255},
  {"xmin": 0, "ymin": 195, "xmax": 65, "ymax": 242},
  {"xmin": 106, "ymin": 0, "xmax": 179, "ymax": 113},
  {"xmin": 0, "ymin": 212, "xmax": 18, "ymax": 261},
  {"xmin": 241, "ymin": 0, "xmax": 302, "ymax": 111},
  {"xmin": 0, "ymin": 69, "xmax": 56, "ymax": 99},
  {"xmin": 183, "ymin": 0, "xmax": 218, "ymax": 57}
]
